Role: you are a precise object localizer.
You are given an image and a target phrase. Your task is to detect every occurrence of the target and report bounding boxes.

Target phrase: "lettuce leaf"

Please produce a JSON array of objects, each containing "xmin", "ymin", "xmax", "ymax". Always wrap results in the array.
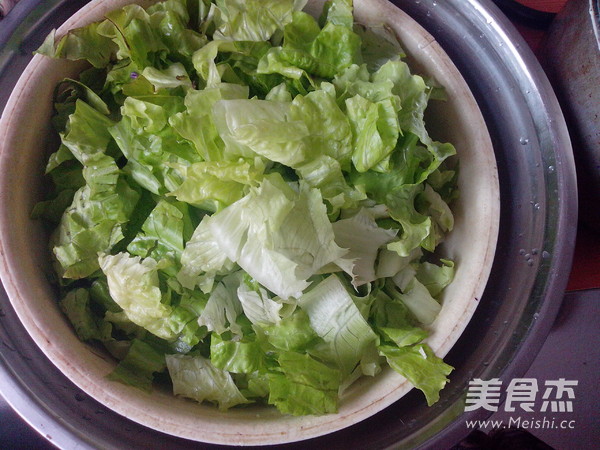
[
  {"xmin": 195, "ymin": 174, "xmax": 347, "ymax": 299},
  {"xmin": 211, "ymin": 0, "xmax": 307, "ymax": 42},
  {"xmin": 210, "ymin": 333, "xmax": 264, "ymax": 373},
  {"xmin": 177, "ymin": 215, "xmax": 235, "ymax": 292},
  {"xmin": 197, "ymin": 272, "xmax": 244, "ymax": 336},
  {"xmin": 332, "ymin": 209, "xmax": 397, "ymax": 287},
  {"xmin": 257, "ymin": 308, "xmax": 319, "ymax": 352},
  {"xmin": 50, "ymin": 101, "xmax": 141, "ymax": 279},
  {"xmin": 59, "ymin": 288, "xmax": 103, "ymax": 341},
  {"xmin": 268, "ymin": 351, "xmax": 340, "ymax": 415},
  {"xmin": 379, "ymin": 344, "xmax": 453, "ymax": 406},
  {"xmin": 127, "ymin": 199, "xmax": 194, "ymax": 264},
  {"xmin": 169, "ymin": 83, "xmax": 249, "ymax": 160},
  {"xmin": 36, "ymin": 24, "xmax": 117, "ymax": 68},
  {"xmin": 168, "ymin": 159, "xmax": 263, "ymax": 211},
  {"xmin": 257, "ymin": 1, "xmax": 361, "ymax": 79},
  {"xmin": 108, "ymin": 339, "xmax": 167, "ymax": 392},
  {"xmin": 166, "ymin": 354, "xmax": 250, "ymax": 410},
  {"xmin": 298, "ymin": 275, "xmax": 377, "ymax": 375},
  {"xmin": 237, "ymin": 277, "xmax": 283, "ymax": 325},
  {"xmin": 99, "ymin": 252, "xmax": 177, "ymax": 340}
]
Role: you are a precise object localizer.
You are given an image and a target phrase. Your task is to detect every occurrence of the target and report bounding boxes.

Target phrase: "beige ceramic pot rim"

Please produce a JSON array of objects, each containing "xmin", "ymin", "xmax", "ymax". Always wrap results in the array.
[{"xmin": 0, "ymin": 0, "xmax": 499, "ymax": 445}]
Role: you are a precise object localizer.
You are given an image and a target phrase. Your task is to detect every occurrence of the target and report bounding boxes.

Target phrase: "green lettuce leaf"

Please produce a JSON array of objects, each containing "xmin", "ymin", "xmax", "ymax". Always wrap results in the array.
[
  {"xmin": 127, "ymin": 199, "xmax": 194, "ymax": 264},
  {"xmin": 416, "ymin": 259, "xmax": 455, "ymax": 298},
  {"xmin": 60, "ymin": 99, "xmax": 114, "ymax": 165},
  {"xmin": 169, "ymin": 83, "xmax": 249, "ymax": 161},
  {"xmin": 294, "ymin": 154, "xmax": 366, "ymax": 215},
  {"xmin": 320, "ymin": 0, "xmax": 354, "ymax": 28},
  {"xmin": 51, "ymin": 101, "xmax": 140, "ymax": 278},
  {"xmin": 96, "ymin": 4, "xmax": 170, "ymax": 68},
  {"xmin": 109, "ymin": 111, "xmax": 197, "ymax": 195},
  {"xmin": 211, "ymin": 0, "xmax": 307, "ymax": 42},
  {"xmin": 59, "ymin": 288, "xmax": 102, "ymax": 341},
  {"xmin": 237, "ymin": 277, "xmax": 283, "ymax": 325},
  {"xmin": 36, "ymin": 24, "xmax": 117, "ymax": 68},
  {"xmin": 197, "ymin": 174, "xmax": 347, "ymax": 299},
  {"xmin": 166, "ymin": 354, "xmax": 250, "ymax": 410},
  {"xmin": 289, "ymin": 85, "xmax": 353, "ymax": 168},
  {"xmin": 379, "ymin": 343, "xmax": 453, "ymax": 406},
  {"xmin": 168, "ymin": 159, "xmax": 263, "ymax": 212},
  {"xmin": 298, "ymin": 275, "xmax": 377, "ymax": 374},
  {"xmin": 213, "ymin": 98, "xmax": 311, "ymax": 167},
  {"xmin": 390, "ymin": 272, "xmax": 442, "ymax": 326},
  {"xmin": 177, "ymin": 215, "xmax": 236, "ymax": 292},
  {"xmin": 257, "ymin": 1, "xmax": 361, "ymax": 80},
  {"xmin": 197, "ymin": 272, "xmax": 244, "ymax": 336},
  {"xmin": 99, "ymin": 252, "xmax": 177, "ymax": 340},
  {"xmin": 141, "ymin": 63, "xmax": 195, "ymax": 91},
  {"xmin": 268, "ymin": 351, "xmax": 340, "ymax": 416},
  {"xmin": 385, "ymin": 184, "xmax": 432, "ymax": 257},
  {"xmin": 257, "ymin": 308, "xmax": 319, "ymax": 352},
  {"xmin": 332, "ymin": 209, "xmax": 397, "ymax": 287},
  {"xmin": 210, "ymin": 333, "xmax": 264, "ymax": 373},
  {"xmin": 108, "ymin": 339, "xmax": 167, "ymax": 392},
  {"xmin": 345, "ymin": 94, "xmax": 399, "ymax": 173}
]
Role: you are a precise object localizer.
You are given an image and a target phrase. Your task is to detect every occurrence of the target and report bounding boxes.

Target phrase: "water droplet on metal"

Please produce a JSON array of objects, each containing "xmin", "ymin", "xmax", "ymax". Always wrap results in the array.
[
  {"xmin": 520, "ymin": 137, "xmax": 529, "ymax": 145},
  {"xmin": 532, "ymin": 248, "xmax": 539, "ymax": 255},
  {"xmin": 548, "ymin": 165, "xmax": 555, "ymax": 173},
  {"xmin": 519, "ymin": 249, "xmax": 526, "ymax": 255},
  {"xmin": 542, "ymin": 250, "xmax": 551, "ymax": 259},
  {"xmin": 527, "ymin": 259, "xmax": 534, "ymax": 267},
  {"xmin": 533, "ymin": 313, "xmax": 539, "ymax": 320}
]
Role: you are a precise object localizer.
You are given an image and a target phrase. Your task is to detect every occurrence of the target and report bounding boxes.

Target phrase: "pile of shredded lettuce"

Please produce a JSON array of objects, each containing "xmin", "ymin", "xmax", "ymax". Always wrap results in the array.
[{"xmin": 33, "ymin": 0, "xmax": 459, "ymax": 415}]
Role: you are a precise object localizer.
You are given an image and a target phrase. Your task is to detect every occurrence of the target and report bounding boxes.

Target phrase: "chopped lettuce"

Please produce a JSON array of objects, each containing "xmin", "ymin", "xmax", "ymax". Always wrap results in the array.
[
  {"xmin": 380, "ymin": 344, "xmax": 453, "ymax": 406},
  {"xmin": 268, "ymin": 351, "xmax": 340, "ymax": 416},
  {"xmin": 99, "ymin": 252, "xmax": 177, "ymax": 340},
  {"xmin": 331, "ymin": 208, "xmax": 398, "ymax": 287},
  {"xmin": 35, "ymin": 0, "xmax": 460, "ymax": 416},
  {"xmin": 212, "ymin": 0, "xmax": 307, "ymax": 42},
  {"xmin": 184, "ymin": 174, "xmax": 348, "ymax": 300},
  {"xmin": 166, "ymin": 354, "xmax": 250, "ymax": 410},
  {"xmin": 298, "ymin": 275, "xmax": 378, "ymax": 375},
  {"xmin": 108, "ymin": 339, "xmax": 167, "ymax": 392}
]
